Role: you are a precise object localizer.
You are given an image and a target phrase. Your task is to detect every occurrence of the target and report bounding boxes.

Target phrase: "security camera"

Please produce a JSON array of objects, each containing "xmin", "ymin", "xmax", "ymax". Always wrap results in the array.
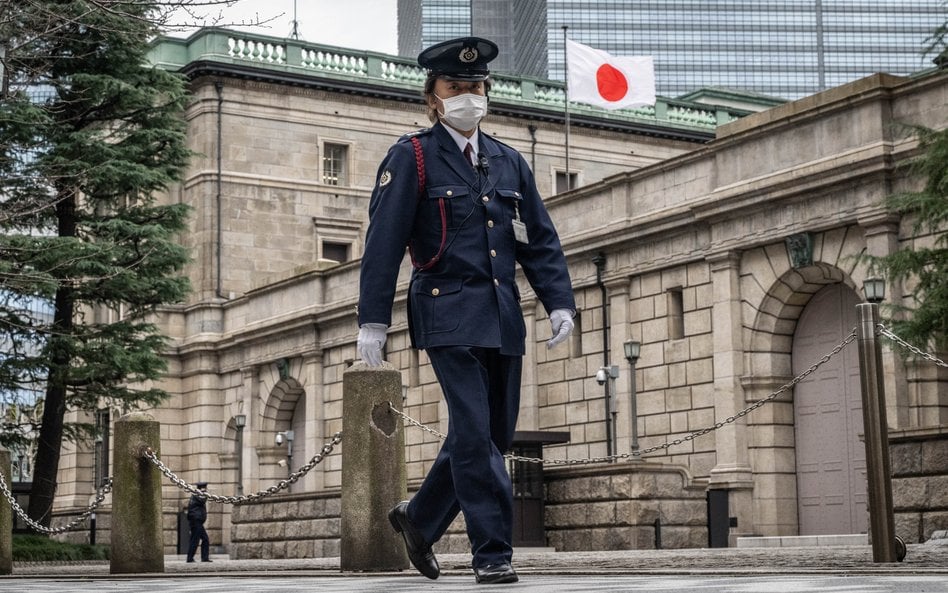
[
  {"xmin": 595, "ymin": 368, "xmax": 608, "ymax": 385},
  {"xmin": 275, "ymin": 433, "xmax": 284, "ymax": 445}
]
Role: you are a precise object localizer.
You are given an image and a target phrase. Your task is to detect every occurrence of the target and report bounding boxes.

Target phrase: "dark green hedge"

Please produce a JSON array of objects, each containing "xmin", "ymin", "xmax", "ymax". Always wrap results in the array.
[{"xmin": 13, "ymin": 534, "xmax": 109, "ymax": 562}]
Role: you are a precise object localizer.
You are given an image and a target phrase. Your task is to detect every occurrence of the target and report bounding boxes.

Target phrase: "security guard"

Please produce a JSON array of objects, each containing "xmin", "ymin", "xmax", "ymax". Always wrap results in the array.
[
  {"xmin": 357, "ymin": 36, "xmax": 575, "ymax": 585},
  {"xmin": 185, "ymin": 481, "xmax": 211, "ymax": 563}
]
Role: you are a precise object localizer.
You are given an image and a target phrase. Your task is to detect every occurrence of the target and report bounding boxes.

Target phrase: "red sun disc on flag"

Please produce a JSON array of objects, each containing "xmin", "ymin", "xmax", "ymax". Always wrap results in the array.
[{"xmin": 596, "ymin": 63, "xmax": 629, "ymax": 102}]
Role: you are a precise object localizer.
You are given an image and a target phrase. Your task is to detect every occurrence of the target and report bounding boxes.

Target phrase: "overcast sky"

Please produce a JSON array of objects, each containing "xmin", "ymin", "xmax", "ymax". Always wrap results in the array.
[{"xmin": 167, "ymin": 0, "xmax": 399, "ymax": 54}]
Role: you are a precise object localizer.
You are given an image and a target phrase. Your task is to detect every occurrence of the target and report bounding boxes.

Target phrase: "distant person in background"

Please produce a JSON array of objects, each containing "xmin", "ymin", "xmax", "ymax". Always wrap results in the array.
[{"xmin": 186, "ymin": 481, "xmax": 211, "ymax": 563}]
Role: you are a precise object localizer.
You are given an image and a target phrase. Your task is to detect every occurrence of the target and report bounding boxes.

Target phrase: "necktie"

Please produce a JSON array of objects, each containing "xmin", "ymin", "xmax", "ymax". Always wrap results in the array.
[{"xmin": 463, "ymin": 143, "xmax": 475, "ymax": 169}]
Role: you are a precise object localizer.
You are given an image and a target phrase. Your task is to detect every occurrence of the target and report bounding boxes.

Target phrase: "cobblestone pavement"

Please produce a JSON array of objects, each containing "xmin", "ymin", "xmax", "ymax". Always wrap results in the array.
[
  {"xmin": 2, "ymin": 574, "xmax": 948, "ymax": 593},
  {"xmin": 7, "ymin": 543, "xmax": 947, "ymax": 578},
  {"xmin": 3, "ymin": 544, "xmax": 946, "ymax": 593}
]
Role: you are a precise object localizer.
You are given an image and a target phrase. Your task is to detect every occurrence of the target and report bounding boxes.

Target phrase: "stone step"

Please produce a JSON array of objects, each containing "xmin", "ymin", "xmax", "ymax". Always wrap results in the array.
[{"xmin": 736, "ymin": 534, "xmax": 868, "ymax": 548}]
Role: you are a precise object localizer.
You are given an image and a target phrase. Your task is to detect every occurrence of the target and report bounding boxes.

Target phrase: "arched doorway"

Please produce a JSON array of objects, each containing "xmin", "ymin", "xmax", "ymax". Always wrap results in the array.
[{"xmin": 792, "ymin": 283, "xmax": 866, "ymax": 535}]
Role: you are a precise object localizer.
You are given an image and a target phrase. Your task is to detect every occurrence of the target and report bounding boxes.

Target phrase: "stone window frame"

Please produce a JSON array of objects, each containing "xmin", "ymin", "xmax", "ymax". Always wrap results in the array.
[
  {"xmin": 553, "ymin": 168, "xmax": 580, "ymax": 194},
  {"xmin": 321, "ymin": 140, "xmax": 350, "ymax": 186},
  {"xmin": 312, "ymin": 215, "xmax": 362, "ymax": 264}
]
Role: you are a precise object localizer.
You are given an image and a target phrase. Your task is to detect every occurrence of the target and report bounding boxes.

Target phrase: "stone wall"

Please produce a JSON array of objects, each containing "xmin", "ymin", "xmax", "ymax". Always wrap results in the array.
[
  {"xmin": 544, "ymin": 463, "xmax": 708, "ymax": 551},
  {"xmin": 890, "ymin": 427, "xmax": 948, "ymax": 543},
  {"xmin": 230, "ymin": 492, "xmax": 341, "ymax": 559},
  {"xmin": 224, "ymin": 462, "xmax": 707, "ymax": 558}
]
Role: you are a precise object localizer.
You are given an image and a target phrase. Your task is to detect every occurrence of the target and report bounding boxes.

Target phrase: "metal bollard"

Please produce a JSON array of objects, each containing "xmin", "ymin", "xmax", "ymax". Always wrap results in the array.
[
  {"xmin": 0, "ymin": 448, "xmax": 11, "ymax": 575},
  {"xmin": 111, "ymin": 412, "xmax": 164, "ymax": 574},
  {"xmin": 855, "ymin": 303, "xmax": 897, "ymax": 563},
  {"xmin": 340, "ymin": 362, "xmax": 409, "ymax": 572}
]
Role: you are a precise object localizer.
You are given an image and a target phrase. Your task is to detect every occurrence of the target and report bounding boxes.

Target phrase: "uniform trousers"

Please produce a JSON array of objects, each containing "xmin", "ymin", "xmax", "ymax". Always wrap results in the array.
[
  {"xmin": 406, "ymin": 345, "xmax": 522, "ymax": 569},
  {"xmin": 187, "ymin": 522, "xmax": 210, "ymax": 561}
]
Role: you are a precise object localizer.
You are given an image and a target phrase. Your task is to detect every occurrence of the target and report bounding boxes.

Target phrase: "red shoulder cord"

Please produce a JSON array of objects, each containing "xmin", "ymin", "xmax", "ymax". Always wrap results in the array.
[{"xmin": 407, "ymin": 136, "xmax": 446, "ymax": 271}]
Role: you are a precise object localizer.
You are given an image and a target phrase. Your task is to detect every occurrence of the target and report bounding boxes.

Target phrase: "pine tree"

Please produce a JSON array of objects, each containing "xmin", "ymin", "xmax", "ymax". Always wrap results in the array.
[
  {"xmin": 0, "ymin": 1, "xmax": 192, "ymax": 528},
  {"xmin": 865, "ymin": 125, "xmax": 948, "ymax": 350}
]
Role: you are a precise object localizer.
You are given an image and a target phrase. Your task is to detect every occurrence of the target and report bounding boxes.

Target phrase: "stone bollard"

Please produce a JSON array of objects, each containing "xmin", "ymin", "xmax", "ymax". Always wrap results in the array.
[
  {"xmin": 0, "ymin": 448, "xmax": 11, "ymax": 575},
  {"xmin": 111, "ymin": 412, "xmax": 164, "ymax": 574},
  {"xmin": 340, "ymin": 362, "xmax": 409, "ymax": 572}
]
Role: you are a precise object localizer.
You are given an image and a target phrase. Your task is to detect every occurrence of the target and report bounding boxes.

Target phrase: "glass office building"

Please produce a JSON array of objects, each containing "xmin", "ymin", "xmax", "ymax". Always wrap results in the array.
[
  {"xmin": 399, "ymin": 0, "xmax": 548, "ymax": 79},
  {"xmin": 398, "ymin": 0, "xmax": 945, "ymax": 99}
]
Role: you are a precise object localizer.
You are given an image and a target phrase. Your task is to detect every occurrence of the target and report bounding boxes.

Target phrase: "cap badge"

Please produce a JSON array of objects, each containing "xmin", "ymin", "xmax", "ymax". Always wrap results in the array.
[{"xmin": 459, "ymin": 46, "xmax": 478, "ymax": 63}]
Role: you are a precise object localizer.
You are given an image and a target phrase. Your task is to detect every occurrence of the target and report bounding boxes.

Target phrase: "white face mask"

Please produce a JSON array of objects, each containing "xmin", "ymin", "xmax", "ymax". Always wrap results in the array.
[{"xmin": 436, "ymin": 93, "xmax": 488, "ymax": 132}]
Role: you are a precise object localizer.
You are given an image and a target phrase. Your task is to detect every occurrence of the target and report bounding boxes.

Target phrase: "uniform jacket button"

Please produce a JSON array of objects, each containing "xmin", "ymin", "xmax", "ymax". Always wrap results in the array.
[
  {"xmin": 490, "ymin": 249, "xmax": 497, "ymax": 257},
  {"xmin": 487, "ymin": 220, "xmax": 494, "ymax": 228},
  {"xmin": 493, "ymin": 278, "xmax": 499, "ymax": 286},
  {"xmin": 431, "ymin": 288, "xmax": 440, "ymax": 296}
]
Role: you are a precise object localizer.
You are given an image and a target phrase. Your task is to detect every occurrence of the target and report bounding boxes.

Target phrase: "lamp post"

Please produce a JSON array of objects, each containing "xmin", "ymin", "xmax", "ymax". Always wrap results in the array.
[
  {"xmin": 623, "ymin": 340, "xmax": 641, "ymax": 456},
  {"xmin": 856, "ymin": 277, "xmax": 896, "ymax": 562},
  {"xmin": 234, "ymin": 414, "xmax": 246, "ymax": 495}
]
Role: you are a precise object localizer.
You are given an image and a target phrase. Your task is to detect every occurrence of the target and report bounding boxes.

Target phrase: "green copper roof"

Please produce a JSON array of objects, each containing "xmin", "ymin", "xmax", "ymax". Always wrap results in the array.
[{"xmin": 148, "ymin": 28, "xmax": 762, "ymax": 138}]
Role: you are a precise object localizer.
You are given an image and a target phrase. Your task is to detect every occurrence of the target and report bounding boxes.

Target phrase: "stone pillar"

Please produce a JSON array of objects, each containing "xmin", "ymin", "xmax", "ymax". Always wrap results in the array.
[
  {"xmin": 707, "ymin": 252, "xmax": 755, "ymax": 542},
  {"xmin": 111, "ymin": 412, "xmax": 164, "ymax": 574},
  {"xmin": 606, "ymin": 278, "xmax": 633, "ymax": 455},
  {"xmin": 340, "ymin": 362, "xmax": 408, "ymax": 571},
  {"xmin": 303, "ymin": 351, "xmax": 326, "ymax": 492},
  {"xmin": 520, "ymin": 298, "xmax": 540, "ymax": 431},
  {"xmin": 0, "ymin": 448, "xmax": 11, "ymax": 575}
]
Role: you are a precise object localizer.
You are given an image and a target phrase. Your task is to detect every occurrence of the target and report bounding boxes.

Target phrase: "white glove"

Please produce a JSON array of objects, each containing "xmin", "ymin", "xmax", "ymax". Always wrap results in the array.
[
  {"xmin": 547, "ymin": 309, "xmax": 574, "ymax": 349},
  {"xmin": 357, "ymin": 323, "xmax": 388, "ymax": 367}
]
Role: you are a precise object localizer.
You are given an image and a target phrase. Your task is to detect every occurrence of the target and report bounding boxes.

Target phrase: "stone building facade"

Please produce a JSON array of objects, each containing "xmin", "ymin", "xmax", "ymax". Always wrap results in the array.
[{"xmin": 50, "ymin": 28, "xmax": 947, "ymax": 556}]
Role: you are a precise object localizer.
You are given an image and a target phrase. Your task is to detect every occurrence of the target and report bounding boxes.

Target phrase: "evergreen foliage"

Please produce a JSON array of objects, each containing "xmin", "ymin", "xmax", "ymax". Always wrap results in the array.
[
  {"xmin": 865, "ymin": 126, "xmax": 948, "ymax": 350},
  {"xmin": 0, "ymin": 0, "xmax": 193, "ymax": 526}
]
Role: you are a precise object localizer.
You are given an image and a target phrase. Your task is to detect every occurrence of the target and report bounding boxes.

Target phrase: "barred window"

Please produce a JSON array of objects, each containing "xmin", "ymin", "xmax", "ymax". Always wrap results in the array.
[
  {"xmin": 555, "ymin": 170, "xmax": 577, "ymax": 194},
  {"xmin": 322, "ymin": 143, "xmax": 348, "ymax": 186}
]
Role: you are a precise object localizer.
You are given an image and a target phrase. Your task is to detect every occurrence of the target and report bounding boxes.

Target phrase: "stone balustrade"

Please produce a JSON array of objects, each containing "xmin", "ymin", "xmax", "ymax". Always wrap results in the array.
[{"xmin": 148, "ymin": 28, "xmax": 748, "ymax": 132}]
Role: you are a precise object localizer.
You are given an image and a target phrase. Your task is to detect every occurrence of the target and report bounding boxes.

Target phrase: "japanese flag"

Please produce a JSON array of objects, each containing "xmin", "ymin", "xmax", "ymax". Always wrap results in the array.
[{"xmin": 566, "ymin": 39, "xmax": 656, "ymax": 110}]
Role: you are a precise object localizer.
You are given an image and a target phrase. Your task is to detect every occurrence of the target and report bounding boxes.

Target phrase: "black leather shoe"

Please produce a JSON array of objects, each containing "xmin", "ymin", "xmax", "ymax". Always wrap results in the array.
[
  {"xmin": 388, "ymin": 501, "xmax": 439, "ymax": 579},
  {"xmin": 474, "ymin": 563, "xmax": 518, "ymax": 584},
  {"xmin": 201, "ymin": 559, "xmax": 212, "ymax": 562}
]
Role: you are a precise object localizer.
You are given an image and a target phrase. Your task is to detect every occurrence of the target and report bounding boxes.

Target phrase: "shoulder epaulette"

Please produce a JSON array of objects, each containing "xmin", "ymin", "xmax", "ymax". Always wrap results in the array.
[{"xmin": 399, "ymin": 128, "xmax": 432, "ymax": 141}]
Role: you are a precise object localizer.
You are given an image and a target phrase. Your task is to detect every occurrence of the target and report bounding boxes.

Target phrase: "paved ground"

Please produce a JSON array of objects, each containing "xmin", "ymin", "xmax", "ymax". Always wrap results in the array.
[{"xmin": 3, "ymin": 544, "xmax": 947, "ymax": 592}]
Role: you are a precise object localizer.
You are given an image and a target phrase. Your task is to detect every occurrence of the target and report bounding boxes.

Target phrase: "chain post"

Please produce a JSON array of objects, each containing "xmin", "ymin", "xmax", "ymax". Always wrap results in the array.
[
  {"xmin": 112, "ymin": 412, "xmax": 164, "ymax": 574},
  {"xmin": 856, "ymin": 304, "xmax": 897, "ymax": 563},
  {"xmin": 0, "ymin": 449, "xmax": 10, "ymax": 575}
]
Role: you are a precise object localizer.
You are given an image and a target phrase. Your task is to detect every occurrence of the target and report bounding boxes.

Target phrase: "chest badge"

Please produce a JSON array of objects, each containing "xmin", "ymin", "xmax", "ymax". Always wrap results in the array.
[{"xmin": 379, "ymin": 170, "xmax": 392, "ymax": 187}]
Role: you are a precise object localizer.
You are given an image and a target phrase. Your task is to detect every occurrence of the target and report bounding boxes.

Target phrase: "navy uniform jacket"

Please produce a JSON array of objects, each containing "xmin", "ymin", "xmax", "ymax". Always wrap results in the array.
[
  {"xmin": 187, "ymin": 494, "xmax": 207, "ymax": 524},
  {"xmin": 358, "ymin": 122, "xmax": 575, "ymax": 356}
]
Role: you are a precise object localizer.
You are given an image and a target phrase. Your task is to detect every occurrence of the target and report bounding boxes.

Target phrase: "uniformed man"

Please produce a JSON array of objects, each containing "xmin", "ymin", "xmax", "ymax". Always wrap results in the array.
[
  {"xmin": 357, "ymin": 36, "xmax": 575, "ymax": 585},
  {"xmin": 185, "ymin": 481, "xmax": 211, "ymax": 563}
]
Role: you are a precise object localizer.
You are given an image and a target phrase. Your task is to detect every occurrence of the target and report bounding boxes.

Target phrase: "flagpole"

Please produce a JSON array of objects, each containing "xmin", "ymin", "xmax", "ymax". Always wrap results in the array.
[{"xmin": 562, "ymin": 25, "xmax": 571, "ymax": 191}]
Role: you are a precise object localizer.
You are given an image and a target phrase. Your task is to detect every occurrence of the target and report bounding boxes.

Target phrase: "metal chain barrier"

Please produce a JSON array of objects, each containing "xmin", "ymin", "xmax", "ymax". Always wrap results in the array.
[
  {"xmin": 0, "ymin": 468, "xmax": 112, "ymax": 534},
  {"xmin": 878, "ymin": 323, "xmax": 948, "ymax": 368},
  {"xmin": 390, "ymin": 327, "xmax": 859, "ymax": 465},
  {"xmin": 143, "ymin": 431, "xmax": 342, "ymax": 504}
]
